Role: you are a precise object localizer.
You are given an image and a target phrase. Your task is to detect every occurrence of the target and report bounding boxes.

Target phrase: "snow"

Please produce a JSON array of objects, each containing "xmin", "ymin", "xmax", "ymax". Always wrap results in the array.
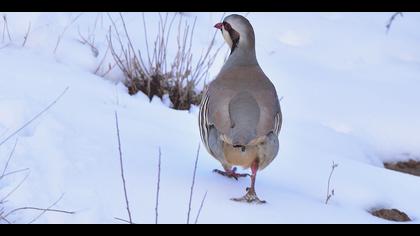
[{"xmin": 1, "ymin": 12, "xmax": 420, "ymax": 224}]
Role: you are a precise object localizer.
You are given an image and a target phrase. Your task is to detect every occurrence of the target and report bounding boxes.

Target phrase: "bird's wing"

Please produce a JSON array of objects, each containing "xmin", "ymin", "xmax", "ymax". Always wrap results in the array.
[
  {"xmin": 254, "ymin": 80, "xmax": 281, "ymax": 137},
  {"xmin": 206, "ymin": 66, "xmax": 281, "ymax": 143},
  {"xmin": 198, "ymin": 86, "xmax": 214, "ymax": 155}
]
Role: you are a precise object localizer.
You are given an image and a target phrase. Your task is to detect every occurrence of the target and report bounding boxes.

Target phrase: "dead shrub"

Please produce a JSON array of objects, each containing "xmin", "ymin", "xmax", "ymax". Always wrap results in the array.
[{"xmin": 107, "ymin": 13, "xmax": 223, "ymax": 110}]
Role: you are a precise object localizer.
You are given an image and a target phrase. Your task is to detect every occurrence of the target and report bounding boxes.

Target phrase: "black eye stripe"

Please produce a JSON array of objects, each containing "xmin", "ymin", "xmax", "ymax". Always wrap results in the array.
[
  {"xmin": 223, "ymin": 22, "xmax": 231, "ymax": 30},
  {"xmin": 220, "ymin": 21, "xmax": 240, "ymax": 55}
]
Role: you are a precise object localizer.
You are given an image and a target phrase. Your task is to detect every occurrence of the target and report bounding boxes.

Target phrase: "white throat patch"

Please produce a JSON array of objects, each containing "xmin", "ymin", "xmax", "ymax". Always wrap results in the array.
[{"xmin": 222, "ymin": 28, "xmax": 233, "ymax": 49}]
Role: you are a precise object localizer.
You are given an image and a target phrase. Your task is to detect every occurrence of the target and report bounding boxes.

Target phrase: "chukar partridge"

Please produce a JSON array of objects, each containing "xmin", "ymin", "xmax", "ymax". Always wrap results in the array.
[{"xmin": 199, "ymin": 14, "xmax": 282, "ymax": 203}]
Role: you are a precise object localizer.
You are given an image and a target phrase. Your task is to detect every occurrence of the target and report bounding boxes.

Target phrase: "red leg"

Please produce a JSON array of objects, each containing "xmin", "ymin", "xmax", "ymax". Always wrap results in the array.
[
  {"xmin": 231, "ymin": 160, "xmax": 266, "ymax": 204},
  {"xmin": 249, "ymin": 160, "xmax": 258, "ymax": 190}
]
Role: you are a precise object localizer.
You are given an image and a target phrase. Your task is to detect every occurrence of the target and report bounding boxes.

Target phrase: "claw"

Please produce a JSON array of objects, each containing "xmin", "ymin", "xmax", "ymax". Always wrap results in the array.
[
  {"xmin": 231, "ymin": 188, "xmax": 266, "ymax": 204},
  {"xmin": 213, "ymin": 168, "xmax": 250, "ymax": 180}
]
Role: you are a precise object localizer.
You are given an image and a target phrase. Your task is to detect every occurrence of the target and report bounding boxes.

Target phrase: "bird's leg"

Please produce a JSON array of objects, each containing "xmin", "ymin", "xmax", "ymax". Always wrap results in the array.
[
  {"xmin": 213, "ymin": 166, "xmax": 250, "ymax": 180},
  {"xmin": 231, "ymin": 160, "xmax": 266, "ymax": 204}
]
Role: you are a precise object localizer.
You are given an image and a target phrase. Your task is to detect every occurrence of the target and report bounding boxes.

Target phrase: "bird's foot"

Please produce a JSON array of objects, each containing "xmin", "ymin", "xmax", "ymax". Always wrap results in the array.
[
  {"xmin": 231, "ymin": 187, "xmax": 266, "ymax": 204},
  {"xmin": 213, "ymin": 167, "xmax": 250, "ymax": 180}
]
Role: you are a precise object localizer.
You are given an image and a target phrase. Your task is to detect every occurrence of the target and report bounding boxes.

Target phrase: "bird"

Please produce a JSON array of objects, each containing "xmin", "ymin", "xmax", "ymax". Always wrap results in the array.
[{"xmin": 198, "ymin": 14, "xmax": 282, "ymax": 204}]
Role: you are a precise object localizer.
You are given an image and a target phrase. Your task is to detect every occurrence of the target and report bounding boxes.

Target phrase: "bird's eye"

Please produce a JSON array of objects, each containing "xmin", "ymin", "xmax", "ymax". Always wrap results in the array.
[{"xmin": 223, "ymin": 22, "xmax": 231, "ymax": 31}]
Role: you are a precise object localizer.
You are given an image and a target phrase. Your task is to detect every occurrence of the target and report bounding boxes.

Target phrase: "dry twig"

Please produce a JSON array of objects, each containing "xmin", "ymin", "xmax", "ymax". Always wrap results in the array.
[
  {"xmin": 325, "ymin": 161, "xmax": 338, "ymax": 204},
  {"xmin": 155, "ymin": 147, "xmax": 162, "ymax": 224},
  {"xmin": 114, "ymin": 110, "xmax": 133, "ymax": 224},
  {"xmin": 1, "ymin": 139, "xmax": 18, "ymax": 178},
  {"xmin": 107, "ymin": 12, "xmax": 223, "ymax": 110},
  {"xmin": 0, "ymin": 87, "xmax": 69, "ymax": 147},
  {"xmin": 186, "ymin": 143, "xmax": 200, "ymax": 224},
  {"xmin": 386, "ymin": 12, "xmax": 403, "ymax": 33},
  {"xmin": 194, "ymin": 191, "xmax": 208, "ymax": 224},
  {"xmin": 53, "ymin": 13, "xmax": 83, "ymax": 54},
  {"xmin": 21, "ymin": 22, "xmax": 31, "ymax": 47},
  {"xmin": 2, "ymin": 14, "xmax": 12, "ymax": 43},
  {"xmin": 3, "ymin": 194, "xmax": 75, "ymax": 224}
]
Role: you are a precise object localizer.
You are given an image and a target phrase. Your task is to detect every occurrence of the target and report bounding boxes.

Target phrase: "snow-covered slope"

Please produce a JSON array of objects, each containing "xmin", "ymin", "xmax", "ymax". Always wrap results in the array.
[{"xmin": 1, "ymin": 12, "xmax": 420, "ymax": 223}]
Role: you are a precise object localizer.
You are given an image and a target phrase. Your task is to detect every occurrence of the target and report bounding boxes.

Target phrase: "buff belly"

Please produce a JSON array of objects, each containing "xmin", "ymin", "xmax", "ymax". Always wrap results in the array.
[{"xmin": 222, "ymin": 142, "xmax": 258, "ymax": 169}]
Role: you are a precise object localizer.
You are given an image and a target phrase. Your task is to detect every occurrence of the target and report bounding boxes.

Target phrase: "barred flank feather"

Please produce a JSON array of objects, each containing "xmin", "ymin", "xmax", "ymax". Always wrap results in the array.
[
  {"xmin": 274, "ymin": 113, "xmax": 281, "ymax": 135},
  {"xmin": 198, "ymin": 89, "xmax": 211, "ymax": 155}
]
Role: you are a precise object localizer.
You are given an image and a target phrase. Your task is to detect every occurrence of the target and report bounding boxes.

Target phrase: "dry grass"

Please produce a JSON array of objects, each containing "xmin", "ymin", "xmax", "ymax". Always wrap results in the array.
[
  {"xmin": 325, "ymin": 161, "xmax": 338, "ymax": 205},
  {"xmin": 384, "ymin": 159, "xmax": 420, "ymax": 177},
  {"xmin": 114, "ymin": 110, "xmax": 133, "ymax": 224},
  {"xmin": 194, "ymin": 190, "xmax": 208, "ymax": 224},
  {"xmin": 370, "ymin": 208, "xmax": 411, "ymax": 222},
  {"xmin": 187, "ymin": 143, "xmax": 200, "ymax": 224},
  {"xmin": 0, "ymin": 87, "xmax": 69, "ymax": 147},
  {"xmin": 2, "ymin": 14, "xmax": 12, "ymax": 44},
  {"xmin": 21, "ymin": 22, "xmax": 31, "ymax": 47},
  {"xmin": 107, "ymin": 13, "xmax": 223, "ymax": 110},
  {"xmin": 155, "ymin": 147, "xmax": 162, "ymax": 224},
  {"xmin": 0, "ymin": 140, "xmax": 74, "ymax": 224},
  {"xmin": 386, "ymin": 12, "xmax": 403, "ymax": 33},
  {"xmin": 112, "ymin": 140, "xmax": 207, "ymax": 224},
  {"xmin": 0, "ymin": 87, "xmax": 74, "ymax": 224},
  {"xmin": 53, "ymin": 13, "xmax": 83, "ymax": 54}
]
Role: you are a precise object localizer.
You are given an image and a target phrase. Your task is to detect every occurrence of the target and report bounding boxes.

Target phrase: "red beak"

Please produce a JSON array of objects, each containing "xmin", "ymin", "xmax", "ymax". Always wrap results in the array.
[{"xmin": 214, "ymin": 22, "xmax": 223, "ymax": 29}]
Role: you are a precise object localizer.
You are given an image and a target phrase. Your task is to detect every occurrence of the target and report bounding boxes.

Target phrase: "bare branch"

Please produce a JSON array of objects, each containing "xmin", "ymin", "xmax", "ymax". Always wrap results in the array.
[
  {"xmin": 142, "ymin": 13, "xmax": 153, "ymax": 69},
  {"xmin": 0, "ymin": 86, "xmax": 69, "ymax": 147},
  {"xmin": 98, "ymin": 62, "xmax": 118, "ymax": 78},
  {"xmin": 77, "ymin": 26, "xmax": 99, "ymax": 58},
  {"xmin": 107, "ymin": 12, "xmax": 223, "ymax": 110},
  {"xmin": 114, "ymin": 110, "xmax": 133, "ymax": 224},
  {"xmin": 0, "ymin": 138, "xmax": 73, "ymax": 224},
  {"xmin": 0, "ymin": 213, "xmax": 11, "ymax": 224},
  {"xmin": 386, "ymin": 12, "xmax": 403, "ymax": 33},
  {"xmin": 0, "ymin": 205, "xmax": 8, "ymax": 223},
  {"xmin": 187, "ymin": 143, "xmax": 200, "ymax": 224},
  {"xmin": 1, "ymin": 181, "xmax": 74, "ymax": 223},
  {"xmin": 5, "ymin": 206, "xmax": 75, "ymax": 220},
  {"xmin": 54, "ymin": 13, "xmax": 83, "ymax": 54},
  {"xmin": 155, "ymin": 147, "xmax": 162, "ymax": 224},
  {"xmin": 325, "ymin": 161, "xmax": 339, "ymax": 204},
  {"xmin": 1, "ymin": 170, "xmax": 30, "ymax": 203},
  {"xmin": 1, "ymin": 138, "xmax": 18, "ymax": 177},
  {"xmin": 0, "ymin": 168, "xmax": 30, "ymax": 181},
  {"xmin": 2, "ymin": 14, "xmax": 12, "ymax": 43},
  {"xmin": 114, "ymin": 217, "xmax": 136, "ymax": 224},
  {"xmin": 194, "ymin": 191, "xmax": 208, "ymax": 224},
  {"xmin": 93, "ymin": 41, "xmax": 113, "ymax": 75},
  {"xmin": 21, "ymin": 22, "xmax": 31, "ymax": 47},
  {"xmin": 27, "ymin": 194, "xmax": 73, "ymax": 224},
  {"xmin": 3, "ymin": 193, "xmax": 75, "ymax": 223}
]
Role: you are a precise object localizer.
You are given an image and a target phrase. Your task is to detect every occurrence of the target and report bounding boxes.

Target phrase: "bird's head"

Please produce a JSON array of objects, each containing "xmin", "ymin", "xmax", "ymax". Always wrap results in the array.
[{"xmin": 214, "ymin": 14, "xmax": 255, "ymax": 53}]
